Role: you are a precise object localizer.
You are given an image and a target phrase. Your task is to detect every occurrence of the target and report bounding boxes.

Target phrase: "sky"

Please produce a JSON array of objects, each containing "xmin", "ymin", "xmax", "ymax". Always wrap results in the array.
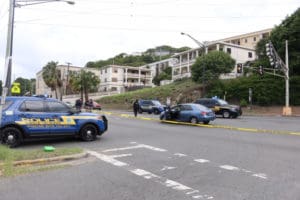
[{"xmin": 0, "ymin": 0, "xmax": 299, "ymax": 80}]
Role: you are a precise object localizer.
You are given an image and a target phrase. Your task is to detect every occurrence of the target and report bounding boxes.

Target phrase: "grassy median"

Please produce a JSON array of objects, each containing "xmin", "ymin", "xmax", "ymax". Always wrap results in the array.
[{"xmin": 0, "ymin": 145, "xmax": 83, "ymax": 177}]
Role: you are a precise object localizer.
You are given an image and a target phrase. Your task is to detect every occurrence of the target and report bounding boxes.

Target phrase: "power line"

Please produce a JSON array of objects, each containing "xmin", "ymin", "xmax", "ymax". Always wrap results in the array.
[{"xmin": 13, "ymin": 21, "xmax": 265, "ymax": 35}]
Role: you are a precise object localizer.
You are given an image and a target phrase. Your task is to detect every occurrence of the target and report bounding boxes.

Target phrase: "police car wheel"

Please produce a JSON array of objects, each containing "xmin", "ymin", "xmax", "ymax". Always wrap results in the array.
[
  {"xmin": 222, "ymin": 111, "xmax": 230, "ymax": 118},
  {"xmin": 2, "ymin": 127, "xmax": 23, "ymax": 148},
  {"xmin": 80, "ymin": 124, "xmax": 97, "ymax": 141}
]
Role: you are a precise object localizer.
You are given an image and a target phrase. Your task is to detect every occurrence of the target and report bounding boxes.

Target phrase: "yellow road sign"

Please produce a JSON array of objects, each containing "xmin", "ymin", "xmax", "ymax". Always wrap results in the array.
[{"xmin": 11, "ymin": 85, "xmax": 20, "ymax": 94}]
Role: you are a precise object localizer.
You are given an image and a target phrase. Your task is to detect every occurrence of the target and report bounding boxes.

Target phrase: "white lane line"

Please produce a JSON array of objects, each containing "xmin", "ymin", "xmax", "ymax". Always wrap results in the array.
[
  {"xmin": 102, "ymin": 145, "xmax": 145, "ymax": 152},
  {"xmin": 161, "ymin": 166, "xmax": 177, "ymax": 171},
  {"xmin": 194, "ymin": 159, "xmax": 210, "ymax": 163},
  {"xmin": 174, "ymin": 153, "xmax": 187, "ymax": 157},
  {"xmin": 89, "ymin": 150, "xmax": 214, "ymax": 200},
  {"xmin": 87, "ymin": 151, "xmax": 128, "ymax": 167},
  {"xmin": 130, "ymin": 169, "xmax": 159, "ymax": 179},
  {"xmin": 110, "ymin": 154, "xmax": 132, "ymax": 158},
  {"xmin": 241, "ymin": 169, "xmax": 252, "ymax": 173},
  {"xmin": 219, "ymin": 165, "xmax": 240, "ymax": 171},
  {"xmin": 102, "ymin": 144, "xmax": 167, "ymax": 153},
  {"xmin": 186, "ymin": 190, "xmax": 199, "ymax": 195},
  {"xmin": 139, "ymin": 144, "xmax": 167, "ymax": 152},
  {"xmin": 165, "ymin": 179, "xmax": 191, "ymax": 190},
  {"xmin": 252, "ymin": 173, "xmax": 268, "ymax": 180}
]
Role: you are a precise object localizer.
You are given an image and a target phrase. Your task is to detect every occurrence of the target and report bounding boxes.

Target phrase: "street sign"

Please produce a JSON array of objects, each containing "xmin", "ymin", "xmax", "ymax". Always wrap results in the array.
[{"xmin": 11, "ymin": 82, "xmax": 20, "ymax": 94}]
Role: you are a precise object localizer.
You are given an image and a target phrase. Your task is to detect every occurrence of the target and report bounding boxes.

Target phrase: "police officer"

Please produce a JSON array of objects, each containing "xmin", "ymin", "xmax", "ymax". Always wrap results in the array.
[{"xmin": 133, "ymin": 99, "xmax": 139, "ymax": 117}]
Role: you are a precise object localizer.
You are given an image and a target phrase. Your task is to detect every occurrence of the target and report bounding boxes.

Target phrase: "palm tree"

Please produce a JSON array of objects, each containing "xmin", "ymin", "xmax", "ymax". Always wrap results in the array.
[
  {"xmin": 70, "ymin": 69, "xmax": 100, "ymax": 101},
  {"xmin": 42, "ymin": 61, "xmax": 63, "ymax": 100}
]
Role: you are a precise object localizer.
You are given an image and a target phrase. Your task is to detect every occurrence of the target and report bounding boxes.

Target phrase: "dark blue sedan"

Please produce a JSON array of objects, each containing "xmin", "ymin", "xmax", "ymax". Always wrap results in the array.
[{"xmin": 160, "ymin": 103, "xmax": 216, "ymax": 124}]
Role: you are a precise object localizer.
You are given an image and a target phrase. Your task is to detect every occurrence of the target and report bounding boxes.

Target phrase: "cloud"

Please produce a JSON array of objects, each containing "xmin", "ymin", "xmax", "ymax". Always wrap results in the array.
[{"xmin": 0, "ymin": 0, "xmax": 298, "ymax": 80}]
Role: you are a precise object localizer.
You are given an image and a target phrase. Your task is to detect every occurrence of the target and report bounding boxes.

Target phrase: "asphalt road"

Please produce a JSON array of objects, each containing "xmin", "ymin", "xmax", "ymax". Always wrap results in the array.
[{"xmin": 0, "ymin": 112, "xmax": 300, "ymax": 200}]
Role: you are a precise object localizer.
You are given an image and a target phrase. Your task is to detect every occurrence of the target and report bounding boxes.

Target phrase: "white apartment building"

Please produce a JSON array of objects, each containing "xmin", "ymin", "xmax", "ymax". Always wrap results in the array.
[
  {"xmin": 171, "ymin": 28, "xmax": 272, "ymax": 81},
  {"xmin": 214, "ymin": 28, "xmax": 272, "ymax": 49},
  {"xmin": 99, "ymin": 65, "xmax": 152, "ymax": 93},
  {"xmin": 140, "ymin": 58, "xmax": 177, "ymax": 84},
  {"xmin": 171, "ymin": 41, "xmax": 257, "ymax": 80}
]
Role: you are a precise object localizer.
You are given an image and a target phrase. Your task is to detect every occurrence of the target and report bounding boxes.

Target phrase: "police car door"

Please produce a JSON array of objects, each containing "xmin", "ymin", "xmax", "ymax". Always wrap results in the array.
[
  {"xmin": 46, "ymin": 101, "xmax": 76, "ymax": 135},
  {"xmin": 18, "ymin": 99, "xmax": 50, "ymax": 135}
]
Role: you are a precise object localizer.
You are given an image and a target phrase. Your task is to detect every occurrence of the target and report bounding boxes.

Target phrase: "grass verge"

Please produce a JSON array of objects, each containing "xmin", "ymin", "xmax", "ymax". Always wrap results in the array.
[{"xmin": 0, "ymin": 145, "xmax": 83, "ymax": 177}]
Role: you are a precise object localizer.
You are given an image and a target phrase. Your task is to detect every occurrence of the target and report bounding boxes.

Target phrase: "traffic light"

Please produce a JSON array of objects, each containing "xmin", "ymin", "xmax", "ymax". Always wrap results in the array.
[
  {"xmin": 258, "ymin": 66, "xmax": 264, "ymax": 75},
  {"xmin": 237, "ymin": 63, "xmax": 243, "ymax": 73},
  {"xmin": 265, "ymin": 41, "xmax": 275, "ymax": 67}
]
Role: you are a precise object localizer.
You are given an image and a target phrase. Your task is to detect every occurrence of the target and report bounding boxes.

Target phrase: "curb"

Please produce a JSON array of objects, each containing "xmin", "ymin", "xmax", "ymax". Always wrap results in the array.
[{"xmin": 0, "ymin": 152, "xmax": 89, "ymax": 167}]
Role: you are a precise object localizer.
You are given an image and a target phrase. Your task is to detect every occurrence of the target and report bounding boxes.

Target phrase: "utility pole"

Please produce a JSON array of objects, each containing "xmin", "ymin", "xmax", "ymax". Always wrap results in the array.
[
  {"xmin": 283, "ymin": 40, "xmax": 291, "ymax": 115},
  {"xmin": 65, "ymin": 62, "xmax": 71, "ymax": 95},
  {"xmin": 0, "ymin": 0, "xmax": 75, "ymax": 127}
]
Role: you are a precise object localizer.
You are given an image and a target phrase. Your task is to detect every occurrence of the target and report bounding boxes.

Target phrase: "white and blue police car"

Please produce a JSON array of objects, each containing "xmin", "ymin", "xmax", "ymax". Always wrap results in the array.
[{"xmin": 0, "ymin": 96, "xmax": 108, "ymax": 147}]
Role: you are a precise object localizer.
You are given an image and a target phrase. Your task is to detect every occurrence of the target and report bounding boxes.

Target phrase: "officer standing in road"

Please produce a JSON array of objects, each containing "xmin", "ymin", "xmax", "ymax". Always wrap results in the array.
[{"xmin": 133, "ymin": 99, "xmax": 139, "ymax": 117}]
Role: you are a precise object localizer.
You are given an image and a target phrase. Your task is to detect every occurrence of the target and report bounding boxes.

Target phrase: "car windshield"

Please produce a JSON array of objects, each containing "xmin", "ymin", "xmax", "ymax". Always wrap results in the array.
[{"xmin": 217, "ymin": 99, "xmax": 228, "ymax": 106}]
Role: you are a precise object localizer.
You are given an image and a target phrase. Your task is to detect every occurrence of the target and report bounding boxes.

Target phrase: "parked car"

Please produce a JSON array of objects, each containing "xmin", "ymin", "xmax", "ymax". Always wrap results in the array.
[
  {"xmin": 84, "ymin": 100, "xmax": 102, "ymax": 110},
  {"xmin": 138, "ymin": 100, "xmax": 165, "ymax": 114},
  {"xmin": 194, "ymin": 98, "xmax": 242, "ymax": 118},
  {"xmin": 0, "ymin": 96, "xmax": 108, "ymax": 147},
  {"xmin": 91, "ymin": 101, "xmax": 102, "ymax": 110},
  {"xmin": 160, "ymin": 103, "xmax": 216, "ymax": 124}
]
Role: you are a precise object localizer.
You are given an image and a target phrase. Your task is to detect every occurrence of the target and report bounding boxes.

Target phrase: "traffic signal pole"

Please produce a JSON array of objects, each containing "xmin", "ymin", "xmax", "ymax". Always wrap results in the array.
[
  {"xmin": 283, "ymin": 40, "xmax": 291, "ymax": 115},
  {"xmin": 265, "ymin": 40, "xmax": 291, "ymax": 116}
]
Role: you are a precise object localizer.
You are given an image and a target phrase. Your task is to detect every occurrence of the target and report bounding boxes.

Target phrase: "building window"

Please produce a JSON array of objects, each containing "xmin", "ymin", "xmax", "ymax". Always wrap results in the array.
[
  {"xmin": 244, "ymin": 38, "xmax": 247, "ymax": 43},
  {"xmin": 111, "ymin": 87, "xmax": 117, "ymax": 91},
  {"xmin": 226, "ymin": 48, "xmax": 231, "ymax": 54},
  {"xmin": 104, "ymin": 78, "xmax": 107, "ymax": 82},
  {"xmin": 253, "ymin": 37, "xmax": 256, "ymax": 41},
  {"xmin": 113, "ymin": 68, "xmax": 118, "ymax": 73},
  {"xmin": 112, "ymin": 78, "xmax": 117, "ymax": 82},
  {"xmin": 248, "ymin": 52, "xmax": 253, "ymax": 58}
]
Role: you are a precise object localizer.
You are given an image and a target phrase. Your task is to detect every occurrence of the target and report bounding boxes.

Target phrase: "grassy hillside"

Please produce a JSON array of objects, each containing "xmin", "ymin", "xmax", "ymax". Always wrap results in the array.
[{"xmin": 98, "ymin": 78, "xmax": 202, "ymax": 110}]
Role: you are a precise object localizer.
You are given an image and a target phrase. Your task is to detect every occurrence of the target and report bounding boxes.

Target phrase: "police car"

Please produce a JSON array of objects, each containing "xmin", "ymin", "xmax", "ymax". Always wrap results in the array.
[{"xmin": 0, "ymin": 96, "xmax": 108, "ymax": 147}]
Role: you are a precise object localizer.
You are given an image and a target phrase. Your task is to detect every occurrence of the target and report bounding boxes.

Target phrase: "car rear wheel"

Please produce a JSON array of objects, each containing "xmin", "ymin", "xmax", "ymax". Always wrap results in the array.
[
  {"xmin": 1, "ymin": 127, "xmax": 23, "ymax": 148},
  {"xmin": 80, "ymin": 124, "xmax": 98, "ymax": 141},
  {"xmin": 222, "ymin": 110, "xmax": 231, "ymax": 118},
  {"xmin": 190, "ymin": 117, "xmax": 198, "ymax": 124}
]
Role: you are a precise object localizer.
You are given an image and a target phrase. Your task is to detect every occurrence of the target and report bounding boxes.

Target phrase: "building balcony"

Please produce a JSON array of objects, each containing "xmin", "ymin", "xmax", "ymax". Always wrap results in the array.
[{"xmin": 172, "ymin": 72, "xmax": 191, "ymax": 80}]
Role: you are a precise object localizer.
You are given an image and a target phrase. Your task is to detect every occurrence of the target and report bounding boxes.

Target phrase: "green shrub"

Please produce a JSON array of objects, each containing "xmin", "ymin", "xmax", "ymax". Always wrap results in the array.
[{"xmin": 240, "ymin": 99, "xmax": 248, "ymax": 107}]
